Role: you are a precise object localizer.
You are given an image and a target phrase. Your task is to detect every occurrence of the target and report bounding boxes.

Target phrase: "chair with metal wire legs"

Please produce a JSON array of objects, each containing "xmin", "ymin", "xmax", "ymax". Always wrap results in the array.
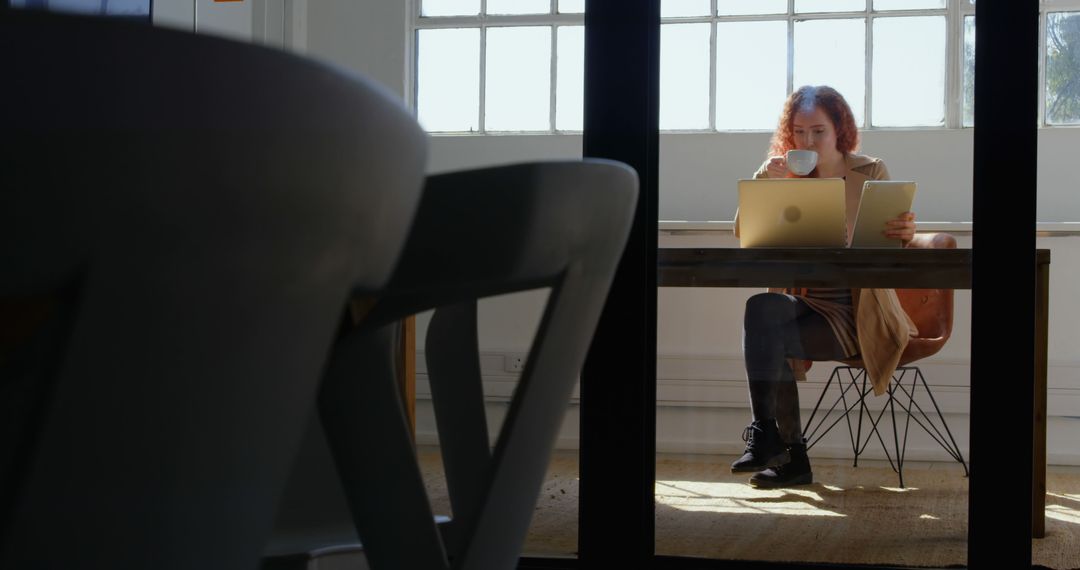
[{"xmin": 801, "ymin": 233, "xmax": 969, "ymax": 488}]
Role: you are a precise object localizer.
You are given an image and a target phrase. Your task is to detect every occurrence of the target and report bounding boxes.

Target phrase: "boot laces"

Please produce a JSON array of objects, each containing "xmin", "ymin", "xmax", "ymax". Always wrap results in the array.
[{"xmin": 741, "ymin": 421, "xmax": 767, "ymax": 452}]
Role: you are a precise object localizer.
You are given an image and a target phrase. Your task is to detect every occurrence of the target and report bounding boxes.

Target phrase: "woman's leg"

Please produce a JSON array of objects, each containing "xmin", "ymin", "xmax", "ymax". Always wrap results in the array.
[
  {"xmin": 736, "ymin": 292, "xmax": 849, "ymax": 481},
  {"xmin": 772, "ymin": 314, "xmax": 849, "ymax": 444}
]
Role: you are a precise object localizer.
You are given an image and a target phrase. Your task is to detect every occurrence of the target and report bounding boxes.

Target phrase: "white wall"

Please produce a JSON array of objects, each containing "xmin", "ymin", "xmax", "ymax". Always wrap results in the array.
[
  {"xmin": 424, "ymin": 129, "xmax": 1078, "ymax": 223},
  {"xmin": 297, "ymin": 5, "xmax": 1080, "ymax": 464},
  {"xmin": 305, "ymin": 0, "xmax": 408, "ymax": 98}
]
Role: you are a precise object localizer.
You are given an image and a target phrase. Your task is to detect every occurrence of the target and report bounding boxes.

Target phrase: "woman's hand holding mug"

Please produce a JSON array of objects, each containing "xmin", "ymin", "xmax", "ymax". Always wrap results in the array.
[{"xmin": 765, "ymin": 156, "xmax": 790, "ymax": 178}]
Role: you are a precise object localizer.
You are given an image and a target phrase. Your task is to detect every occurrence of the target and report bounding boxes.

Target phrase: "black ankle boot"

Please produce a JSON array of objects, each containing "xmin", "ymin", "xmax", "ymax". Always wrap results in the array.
[
  {"xmin": 730, "ymin": 419, "xmax": 789, "ymax": 473},
  {"xmin": 749, "ymin": 441, "xmax": 813, "ymax": 488}
]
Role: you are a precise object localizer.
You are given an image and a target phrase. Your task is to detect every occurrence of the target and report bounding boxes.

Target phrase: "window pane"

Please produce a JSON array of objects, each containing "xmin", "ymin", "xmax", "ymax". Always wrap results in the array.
[
  {"xmin": 487, "ymin": 0, "xmax": 548, "ymax": 15},
  {"xmin": 559, "ymin": 0, "xmax": 584, "ymax": 14},
  {"xmin": 795, "ymin": 0, "xmax": 865, "ymax": 13},
  {"xmin": 486, "ymin": 27, "xmax": 551, "ymax": 131},
  {"xmin": 794, "ymin": 18, "xmax": 866, "ymax": 125},
  {"xmin": 874, "ymin": 0, "xmax": 944, "ymax": 10},
  {"xmin": 716, "ymin": 21, "xmax": 788, "ymax": 130},
  {"xmin": 421, "ymin": 0, "xmax": 479, "ymax": 17},
  {"xmin": 872, "ymin": 16, "xmax": 945, "ymax": 126},
  {"xmin": 661, "ymin": 23, "xmax": 711, "ymax": 130},
  {"xmin": 1046, "ymin": 12, "xmax": 1080, "ymax": 125},
  {"xmin": 662, "ymin": 0, "xmax": 710, "ymax": 18},
  {"xmin": 963, "ymin": 15, "xmax": 975, "ymax": 127},
  {"xmin": 417, "ymin": 28, "xmax": 480, "ymax": 132},
  {"xmin": 717, "ymin": 0, "xmax": 786, "ymax": 16},
  {"xmin": 557, "ymin": 26, "xmax": 585, "ymax": 131}
]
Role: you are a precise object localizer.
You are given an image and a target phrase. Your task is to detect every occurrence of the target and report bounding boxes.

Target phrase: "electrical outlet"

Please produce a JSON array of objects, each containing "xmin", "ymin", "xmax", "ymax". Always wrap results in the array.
[{"xmin": 504, "ymin": 354, "xmax": 526, "ymax": 372}]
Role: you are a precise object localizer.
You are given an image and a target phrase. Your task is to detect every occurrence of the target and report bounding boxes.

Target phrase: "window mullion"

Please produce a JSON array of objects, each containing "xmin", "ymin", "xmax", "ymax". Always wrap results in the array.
[
  {"xmin": 709, "ymin": 10, "xmax": 717, "ymax": 131},
  {"xmin": 944, "ymin": 0, "xmax": 959, "ymax": 128},
  {"xmin": 408, "ymin": 0, "xmax": 419, "ymax": 114},
  {"xmin": 865, "ymin": 6, "xmax": 873, "ymax": 128},
  {"xmin": 787, "ymin": 0, "xmax": 795, "ymax": 96},
  {"xmin": 1039, "ymin": 10, "xmax": 1047, "ymax": 126},
  {"xmin": 479, "ymin": 0, "xmax": 487, "ymax": 133},
  {"xmin": 550, "ymin": 25, "xmax": 558, "ymax": 132},
  {"xmin": 550, "ymin": 0, "xmax": 556, "ymax": 132}
]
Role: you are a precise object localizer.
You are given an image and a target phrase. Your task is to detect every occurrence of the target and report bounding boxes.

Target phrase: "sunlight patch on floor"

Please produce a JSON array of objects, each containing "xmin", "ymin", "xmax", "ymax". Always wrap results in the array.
[
  {"xmin": 655, "ymin": 480, "xmax": 844, "ymax": 517},
  {"xmin": 1048, "ymin": 491, "xmax": 1080, "ymax": 504},
  {"xmin": 1046, "ymin": 504, "xmax": 1080, "ymax": 525},
  {"xmin": 880, "ymin": 486, "xmax": 918, "ymax": 493}
]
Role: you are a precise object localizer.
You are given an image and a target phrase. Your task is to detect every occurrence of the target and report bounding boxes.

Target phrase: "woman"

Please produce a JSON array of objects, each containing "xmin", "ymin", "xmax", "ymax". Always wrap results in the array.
[{"xmin": 732, "ymin": 85, "xmax": 917, "ymax": 488}]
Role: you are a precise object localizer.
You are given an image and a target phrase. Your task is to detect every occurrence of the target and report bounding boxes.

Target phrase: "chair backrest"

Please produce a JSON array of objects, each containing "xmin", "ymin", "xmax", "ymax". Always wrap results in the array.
[
  {"xmin": 1, "ymin": 11, "xmax": 426, "ymax": 570},
  {"xmin": 304, "ymin": 160, "xmax": 637, "ymax": 570},
  {"xmin": 896, "ymin": 232, "xmax": 956, "ymax": 364}
]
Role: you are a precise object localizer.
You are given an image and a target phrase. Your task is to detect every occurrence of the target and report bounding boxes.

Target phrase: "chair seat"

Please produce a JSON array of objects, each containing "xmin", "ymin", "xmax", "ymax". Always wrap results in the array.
[{"xmin": 841, "ymin": 335, "xmax": 948, "ymax": 369}]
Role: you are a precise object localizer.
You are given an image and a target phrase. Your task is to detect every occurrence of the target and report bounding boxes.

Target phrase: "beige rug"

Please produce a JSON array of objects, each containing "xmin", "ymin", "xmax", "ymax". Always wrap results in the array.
[{"xmin": 419, "ymin": 449, "xmax": 1080, "ymax": 569}]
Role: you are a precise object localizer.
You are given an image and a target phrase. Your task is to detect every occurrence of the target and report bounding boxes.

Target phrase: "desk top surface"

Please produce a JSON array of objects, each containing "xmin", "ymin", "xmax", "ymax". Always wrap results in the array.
[
  {"xmin": 658, "ymin": 220, "xmax": 1080, "ymax": 236},
  {"xmin": 657, "ymin": 247, "xmax": 1048, "ymax": 289}
]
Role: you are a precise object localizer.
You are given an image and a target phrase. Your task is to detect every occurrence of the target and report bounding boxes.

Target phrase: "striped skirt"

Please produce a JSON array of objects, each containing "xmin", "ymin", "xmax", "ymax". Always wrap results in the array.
[{"xmin": 787, "ymin": 287, "xmax": 859, "ymax": 358}]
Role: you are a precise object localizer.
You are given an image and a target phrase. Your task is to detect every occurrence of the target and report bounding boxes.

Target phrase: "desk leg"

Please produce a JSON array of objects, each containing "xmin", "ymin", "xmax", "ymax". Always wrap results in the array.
[
  {"xmin": 1034, "ymin": 260, "xmax": 1049, "ymax": 539},
  {"xmin": 400, "ymin": 315, "xmax": 417, "ymax": 441}
]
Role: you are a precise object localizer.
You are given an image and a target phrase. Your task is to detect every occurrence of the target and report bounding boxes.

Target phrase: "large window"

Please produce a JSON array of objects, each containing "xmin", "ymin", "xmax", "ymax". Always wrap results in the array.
[
  {"xmin": 1044, "ymin": 7, "xmax": 1080, "ymax": 124},
  {"xmin": 411, "ymin": 0, "xmax": 1080, "ymax": 132},
  {"xmin": 412, "ymin": 0, "xmax": 584, "ymax": 133},
  {"xmin": 962, "ymin": 1, "xmax": 1080, "ymax": 126}
]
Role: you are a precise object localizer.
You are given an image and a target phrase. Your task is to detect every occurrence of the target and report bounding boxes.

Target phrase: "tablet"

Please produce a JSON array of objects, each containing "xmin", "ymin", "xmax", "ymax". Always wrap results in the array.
[{"xmin": 849, "ymin": 181, "xmax": 917, "ymax": 248}]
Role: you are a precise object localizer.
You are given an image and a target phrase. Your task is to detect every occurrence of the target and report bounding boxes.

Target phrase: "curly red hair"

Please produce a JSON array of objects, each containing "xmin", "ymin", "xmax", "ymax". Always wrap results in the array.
[{"xmin": 767, "ymin": 85, "xmax": 860, "ymax": 158}]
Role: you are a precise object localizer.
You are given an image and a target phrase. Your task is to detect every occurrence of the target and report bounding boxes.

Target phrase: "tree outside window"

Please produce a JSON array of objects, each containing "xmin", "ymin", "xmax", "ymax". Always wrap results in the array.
[{"xmin": 1047, "ymin": 12, "xmax": 1080, "ymax": 125}]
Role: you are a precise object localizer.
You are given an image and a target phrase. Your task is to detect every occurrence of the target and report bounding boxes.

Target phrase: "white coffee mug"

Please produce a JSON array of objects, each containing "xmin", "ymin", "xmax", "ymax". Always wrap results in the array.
[{"xmin": 786, "ymin": 149, "xmax": 818, "ymax": 176}]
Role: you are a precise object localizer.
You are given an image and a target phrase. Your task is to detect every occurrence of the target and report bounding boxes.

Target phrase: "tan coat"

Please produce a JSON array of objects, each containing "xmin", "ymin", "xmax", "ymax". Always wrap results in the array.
[{"xmin": 736, "ymin": 153, "xmax": 915, "ymax": 396}]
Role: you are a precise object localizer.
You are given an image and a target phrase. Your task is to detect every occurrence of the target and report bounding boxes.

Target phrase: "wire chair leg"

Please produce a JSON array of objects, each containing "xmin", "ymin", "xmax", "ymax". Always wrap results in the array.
[
  {"xmin": 888, "ymin": 375, "xmax": 906, "ymax": 489},
  {"xmin": 913, "ymin": 368, "xmax": 970, "ymax": 477},
  {"xmin": 854, "ymin": 370, "xmax": 869, "ymax": 468}
]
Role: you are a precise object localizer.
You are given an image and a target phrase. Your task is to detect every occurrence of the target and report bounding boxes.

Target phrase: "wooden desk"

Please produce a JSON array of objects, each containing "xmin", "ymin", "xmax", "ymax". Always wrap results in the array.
[{"xmin": 657, "ymin": 246, "xmax": 1051, "ymax": 539}]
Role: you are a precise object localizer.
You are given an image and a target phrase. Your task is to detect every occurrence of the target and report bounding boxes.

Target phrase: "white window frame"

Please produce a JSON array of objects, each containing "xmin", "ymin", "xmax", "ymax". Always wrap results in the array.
[
  {"xmin": 664, "ymin": 1, "xmax": 952, "ymax": 130},
  {"xmin": 409, "ymin": 0, "xmax": 1080, "ymax": 133},
  {"xmin": 1036, "ymin": 0, "xmax": 1080, "ymax": 126},
  {"xmin": 408, "ymin": 0, "xmax": 584, "ymax": 134}
]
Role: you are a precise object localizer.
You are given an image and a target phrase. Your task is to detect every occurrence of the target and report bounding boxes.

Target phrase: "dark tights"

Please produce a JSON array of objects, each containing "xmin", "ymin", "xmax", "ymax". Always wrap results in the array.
[{"xmin": 743, "ymin": 292, "xmax": 848, "ymax": 444}]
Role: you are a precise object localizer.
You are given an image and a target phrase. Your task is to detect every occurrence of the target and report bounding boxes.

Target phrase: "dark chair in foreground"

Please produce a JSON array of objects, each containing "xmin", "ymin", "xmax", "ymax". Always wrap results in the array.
[
  {"xmin": 265, "ymin": 160, "xmax": 638, "ymax": 570},
  {"xmin": 0, "ymin": 11, "xmax": 427, "ymax": 570},
  {"xmin": 802, "ymin": 233, "xmax": 968, "ymax": 488}
]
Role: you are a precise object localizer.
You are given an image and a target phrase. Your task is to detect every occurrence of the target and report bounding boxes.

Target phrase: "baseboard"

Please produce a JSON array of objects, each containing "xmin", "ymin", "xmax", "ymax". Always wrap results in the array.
[{"xmin": 411, "ymin": 351, "xmax": 1080, "ymax": 466}]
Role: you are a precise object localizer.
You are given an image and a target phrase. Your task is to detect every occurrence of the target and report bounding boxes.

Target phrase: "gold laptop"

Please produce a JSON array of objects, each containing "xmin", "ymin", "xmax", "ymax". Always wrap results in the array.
[{"xmin": 737, "ymin": 178, "xmax": 846, "ymax": 248}]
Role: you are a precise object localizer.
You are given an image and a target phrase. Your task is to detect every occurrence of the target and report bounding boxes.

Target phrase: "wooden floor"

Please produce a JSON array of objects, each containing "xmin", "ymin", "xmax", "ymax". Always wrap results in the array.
[{"xmin": 418, "ymin": 448, "xmax": 1080, "ymax": 569}]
